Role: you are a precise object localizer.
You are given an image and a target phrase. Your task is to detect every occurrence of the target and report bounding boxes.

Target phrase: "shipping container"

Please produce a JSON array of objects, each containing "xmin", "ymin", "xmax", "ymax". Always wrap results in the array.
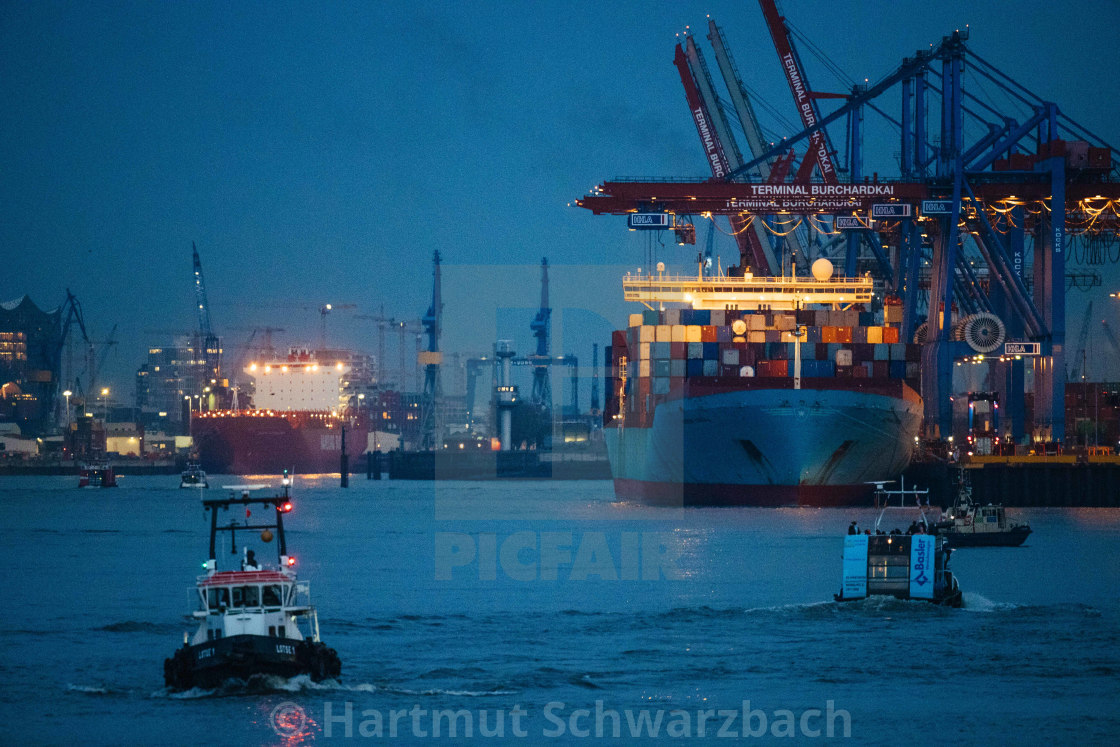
[
  {"xmin": 629, "ymin": 313, "xmax": 644, "ymax": 328},
  {"xmin": 883, "ymin": 326, "xmax": 900, "ymax": 344},
  {"xmin": 703, "ymin": 359, "xmax": 719, "ymax": 376},
  {"xmin": 703, "ymin": 342, "xmax": 719, "ymax": 359},
  {"xmin": 652, "ymin": 341, "xmax": 670, "ymax": 359},
  {"xmin": 655, "ymin": 325, "xmax": 671, "ymax": 342},
  {"xmin": 642, "ymin": 309, "xmax": 659, "ymax": 325},
  {"xmin": 685, "ymin": 325, "xmax": 702, "ymax": 343},
  {"xmin": 664, "ymin": 308, "xmax": 680, "ymax": 326},
  {"xmin": 670, "ymin": 359, "xmax": 686, "ymax": 378}
]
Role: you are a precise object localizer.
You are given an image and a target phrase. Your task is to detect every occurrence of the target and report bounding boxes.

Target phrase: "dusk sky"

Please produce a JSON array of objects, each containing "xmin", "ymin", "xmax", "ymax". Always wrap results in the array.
[{"xmin": 2, "ymin": 1, "xmax": 1118, "ymax": 398}]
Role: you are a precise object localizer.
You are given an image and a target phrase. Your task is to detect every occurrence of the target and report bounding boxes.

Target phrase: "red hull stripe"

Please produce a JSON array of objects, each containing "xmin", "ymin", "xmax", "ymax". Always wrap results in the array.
[{"xmin": 613, "ymin": 478, "xmax": 875, "ymax": 507}]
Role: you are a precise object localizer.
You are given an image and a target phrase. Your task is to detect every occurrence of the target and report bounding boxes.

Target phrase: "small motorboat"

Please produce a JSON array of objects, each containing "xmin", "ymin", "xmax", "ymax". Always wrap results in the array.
[
  {"xmin": 835, "ymin": 477, "xmax": 962, "ymax": 606},
  {"xmin": 79, "ymin": 459, "xmax": 117, "ymax": 488},
  {"xmin": 163, "ymin": 476, "xmax": 341, "ymax": 690},
  {"xmin": 933, "ymin": 470, "xmax": 1031, "ymax": 547},
  {"xmin": 179, "ymin": 460, "xmax": 208, "ymax": 489}
]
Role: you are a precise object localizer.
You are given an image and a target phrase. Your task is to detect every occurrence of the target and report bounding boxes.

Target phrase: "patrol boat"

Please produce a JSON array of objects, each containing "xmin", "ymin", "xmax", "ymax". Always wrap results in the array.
[
  {"xmin": 835, "ymin": 479, "xmax": 962, "ymax": 606},
  {"xmin": 163, "ymin": 478, "xmax": 341, "ymax": 690}
]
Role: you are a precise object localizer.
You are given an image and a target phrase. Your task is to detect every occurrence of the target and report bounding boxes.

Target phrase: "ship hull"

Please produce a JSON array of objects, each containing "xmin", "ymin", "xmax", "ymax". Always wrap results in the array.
[
  {"xmin": 192, "ymin": 412, "xmax": 368, "ymax": 476},
  {"xmin": 605, "ymin": 380, "xmax": 922, "ymax": 507},
  {"xmin": 163, "ymin": 635, "xmax": 340, "ymax": 690}
]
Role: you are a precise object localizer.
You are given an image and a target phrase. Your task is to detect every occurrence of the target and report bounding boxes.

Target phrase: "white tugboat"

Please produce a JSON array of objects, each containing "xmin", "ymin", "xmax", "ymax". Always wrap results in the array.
[{"xmin": 163, "ymin": 477, "xmax": 340, "ymax": 690}]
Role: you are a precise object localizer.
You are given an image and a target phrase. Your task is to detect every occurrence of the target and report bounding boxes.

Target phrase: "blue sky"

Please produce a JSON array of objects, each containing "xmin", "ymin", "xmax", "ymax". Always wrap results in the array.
[{"xmin": 2, "ymin": 1, "xmax": 1118, "ymax": 397}]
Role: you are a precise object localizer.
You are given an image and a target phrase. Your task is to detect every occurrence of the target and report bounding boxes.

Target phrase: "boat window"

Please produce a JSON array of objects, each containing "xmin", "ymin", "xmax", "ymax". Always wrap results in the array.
[
  {"xmin": 232, "ymin": 585, "xmax": 261, "ymax": 608},
  {"xmin": 268, "ymin": 626, "xmax": 276, "ymax": 637},
  {"xmin": 208, "ymin": 587, "xmax": 230, "ymax": 609},
  {"xmin": 263, "ymin": 585, "xmax": 282, "ymax": 607}
]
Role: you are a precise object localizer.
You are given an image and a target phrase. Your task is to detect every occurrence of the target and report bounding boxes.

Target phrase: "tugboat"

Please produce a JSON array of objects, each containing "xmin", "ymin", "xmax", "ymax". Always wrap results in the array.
[
  {"xmin": 934, "ymin": 470, "xmax": 1032, "ymax": 547},
  {"xmin": 79, "ymin": 459, "xmax": 117, "ymax": 488},
  {"xmin": 834, "ymin": 478, "xmax": 963, "ymax": 607},
  {"xmin": 163, "ymin": 477, "xmax": 341, "ymax": 690},
  {"xmin": 179, "ymin": 459, "xmax": 208, "ymax": 489}
]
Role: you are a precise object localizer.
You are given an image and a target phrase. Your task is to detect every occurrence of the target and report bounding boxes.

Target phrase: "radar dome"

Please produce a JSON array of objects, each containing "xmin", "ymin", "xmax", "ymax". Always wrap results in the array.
[{"xmin": 811, "ymin": 258, "xmax": 834, "ymax": 281}]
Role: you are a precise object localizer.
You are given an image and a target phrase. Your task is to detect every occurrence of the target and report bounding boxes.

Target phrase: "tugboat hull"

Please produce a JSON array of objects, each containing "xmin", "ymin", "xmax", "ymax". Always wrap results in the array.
[
  {"xmin": 941, "ymin": 526, "xmax": 1032, "ymax": 547},
  {"xmin": 164, "ymin": 635, "xmax": 340, "ymax": 690}
]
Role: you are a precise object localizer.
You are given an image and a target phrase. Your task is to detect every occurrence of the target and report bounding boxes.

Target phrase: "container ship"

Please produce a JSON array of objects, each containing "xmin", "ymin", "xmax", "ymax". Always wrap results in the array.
[
  {"xmin": 603, "ymin": 260, "xmax": 923, "ymax": 506},
  {"xmin": 191, "ymin": 350, "xmax": 369, "ymax": 476}
]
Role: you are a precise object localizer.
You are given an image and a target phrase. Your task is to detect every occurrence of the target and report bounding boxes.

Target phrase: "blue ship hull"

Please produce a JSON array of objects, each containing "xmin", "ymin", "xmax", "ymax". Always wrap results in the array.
[{"xmin": 605, "ymin": 379, "xmax": 923, "ymax": 506}]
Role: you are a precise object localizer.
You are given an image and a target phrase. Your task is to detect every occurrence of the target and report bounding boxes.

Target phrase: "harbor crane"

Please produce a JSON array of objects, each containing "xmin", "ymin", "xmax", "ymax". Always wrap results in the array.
[
  {"xmin": 192, "ymin": 243, "xmax": 222, "ymax": 391},
  {"xmin": 576, "ymin": 1, "xmax": 1120, "ymax": 443}
]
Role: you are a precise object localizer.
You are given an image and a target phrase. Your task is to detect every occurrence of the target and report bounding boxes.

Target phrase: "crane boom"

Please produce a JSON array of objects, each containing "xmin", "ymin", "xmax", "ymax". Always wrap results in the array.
[
  {"xmin": 707, "ymin": 18, "xmax": 808, "ymax": 265},
  {"xmin": 757, "ymin": 0, "xmax": 839, "ymax": 183},
  {"xmin": 191, "ymin": 243, "xmax": 222, "ymax": 389},
  {"xmin": 673, "ymin": 42, "xmax": 773, "ymax": 275}
]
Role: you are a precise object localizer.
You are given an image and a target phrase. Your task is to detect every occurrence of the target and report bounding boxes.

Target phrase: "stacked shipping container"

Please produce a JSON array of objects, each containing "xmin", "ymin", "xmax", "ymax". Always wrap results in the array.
[{"xmin": 604, "ymin": 306, "xmax": 921, "ymax": 427}]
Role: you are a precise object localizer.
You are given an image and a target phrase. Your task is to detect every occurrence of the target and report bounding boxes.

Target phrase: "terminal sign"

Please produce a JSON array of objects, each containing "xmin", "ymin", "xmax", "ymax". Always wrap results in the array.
[
  {"xmin": 835, "ymin": 216, "xmax": 864, "ymax": 230},
  {"xmin": 628, "ymin": 213, "xmax": 670, "ymax": 230},
  {"xmin": 1004, "ymin": 341, "xmax": 1041, "ymax": 356},
  {"xmin": 871, "ymin": 203, "xmax": 912, "ymax": 218},
  {"xmin": 921, "ymin": 200, "xmax": 954, "ymax": 215}
]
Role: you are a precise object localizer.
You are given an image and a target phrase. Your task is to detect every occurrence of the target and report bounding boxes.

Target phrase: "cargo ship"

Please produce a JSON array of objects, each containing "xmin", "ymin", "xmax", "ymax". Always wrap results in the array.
[
  {"xmin": 191, "ymin": 350, "xmax": 368, "ymax": 476},
  {"xmin": 191, "ymin": 410, "xmax": 368, "ymax": 475},
  {"xmin": 603, "ymin": 259, "xmax": 923, "ymax": 506}
]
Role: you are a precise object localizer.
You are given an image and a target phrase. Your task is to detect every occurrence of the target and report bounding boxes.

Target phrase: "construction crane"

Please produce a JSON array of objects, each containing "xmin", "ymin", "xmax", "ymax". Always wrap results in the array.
[
  {"xmin": 319, "ymin": 303, "xmax": 357, "ymax": 350},
  {"xmin": 192, "ymin": 243, "xmax": 221, "ymax": 390},
  {"xmin": 1100, "ymin": 318, "xmax": 1120, "ymax": 377},
  {"xmin": 1069, "ymin": 301, "xmax": 1094, "ymax": 381}
]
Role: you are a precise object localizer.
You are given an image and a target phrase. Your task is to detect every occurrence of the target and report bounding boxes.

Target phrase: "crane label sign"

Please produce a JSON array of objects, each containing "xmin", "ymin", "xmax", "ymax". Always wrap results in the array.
[
  {"xmin": 628, "ymin": 213, "xmax": 670, "ymax": 230},
  {"xmin": 1004, "ymin": 342, "xmax": 1040, "ymax": 356},
  {"xmin": 921, "ymin": 199, "xmax": 954, "ymax": 215},
  {"xmin": 871, "ymin": 203, "xmax": 912, "ymax": 218},
  {"xmin": 835, "ymin": 216, "xmax": 865, "ymax": 230}
]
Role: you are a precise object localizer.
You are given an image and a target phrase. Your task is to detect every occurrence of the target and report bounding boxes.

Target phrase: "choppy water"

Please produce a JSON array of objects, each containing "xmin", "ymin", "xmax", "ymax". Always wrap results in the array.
[{"xmin": 2, "ymin": 475, "xmax": 1119, "ymax": 744}]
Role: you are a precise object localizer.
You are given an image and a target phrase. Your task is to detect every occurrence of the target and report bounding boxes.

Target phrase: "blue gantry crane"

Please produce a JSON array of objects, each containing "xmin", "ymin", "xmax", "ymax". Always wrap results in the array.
[{"xmin": 576, "ymin": 1, "xmax": 1120, "ymax": 446}]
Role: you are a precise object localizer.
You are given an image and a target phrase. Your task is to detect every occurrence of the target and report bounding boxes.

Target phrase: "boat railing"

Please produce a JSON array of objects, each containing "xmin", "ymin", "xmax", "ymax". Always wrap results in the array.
[{"xmin": 872, "ymin": 476, "xmax": 935, "ymax": 532}]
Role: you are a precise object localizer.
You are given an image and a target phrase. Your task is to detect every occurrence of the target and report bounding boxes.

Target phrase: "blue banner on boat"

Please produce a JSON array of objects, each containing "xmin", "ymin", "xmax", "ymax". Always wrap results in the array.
[
  {"xmin": 842, "ymin": 535, "xmax": 869, "ymax": 599},
  {"xmin": 909, "ymin": 535, "xmax": 935, "ymax": 599}
]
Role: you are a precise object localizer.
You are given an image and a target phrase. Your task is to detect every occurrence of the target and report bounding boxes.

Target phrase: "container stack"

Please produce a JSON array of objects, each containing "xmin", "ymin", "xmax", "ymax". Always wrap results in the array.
[{"xmin": 604, "ymin": 306, "xmax": 921, "ymax": 425}]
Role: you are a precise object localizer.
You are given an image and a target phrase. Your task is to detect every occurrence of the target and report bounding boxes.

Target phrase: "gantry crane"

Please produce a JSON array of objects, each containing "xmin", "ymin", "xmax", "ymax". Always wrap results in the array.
[{"xmin": 576, "ymin": 7, "xmax": 1120, "ymax": 444}]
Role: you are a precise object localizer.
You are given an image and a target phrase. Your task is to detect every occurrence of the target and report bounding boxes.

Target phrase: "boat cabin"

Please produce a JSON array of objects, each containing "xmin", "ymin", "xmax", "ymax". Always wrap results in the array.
[{"xmin": 192, "ymin": 569, "xmax": 309, "ymax": 644}]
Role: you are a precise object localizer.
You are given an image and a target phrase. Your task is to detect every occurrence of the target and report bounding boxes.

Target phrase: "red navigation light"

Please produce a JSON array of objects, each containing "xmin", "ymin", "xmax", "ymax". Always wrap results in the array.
[
  {"xmin": 287, "ymin": 556, "xmax": 296, "ymax": 566},
  {"xmin": 277, "ymin": 501, "xmax": 293, "ymax": 513}
]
